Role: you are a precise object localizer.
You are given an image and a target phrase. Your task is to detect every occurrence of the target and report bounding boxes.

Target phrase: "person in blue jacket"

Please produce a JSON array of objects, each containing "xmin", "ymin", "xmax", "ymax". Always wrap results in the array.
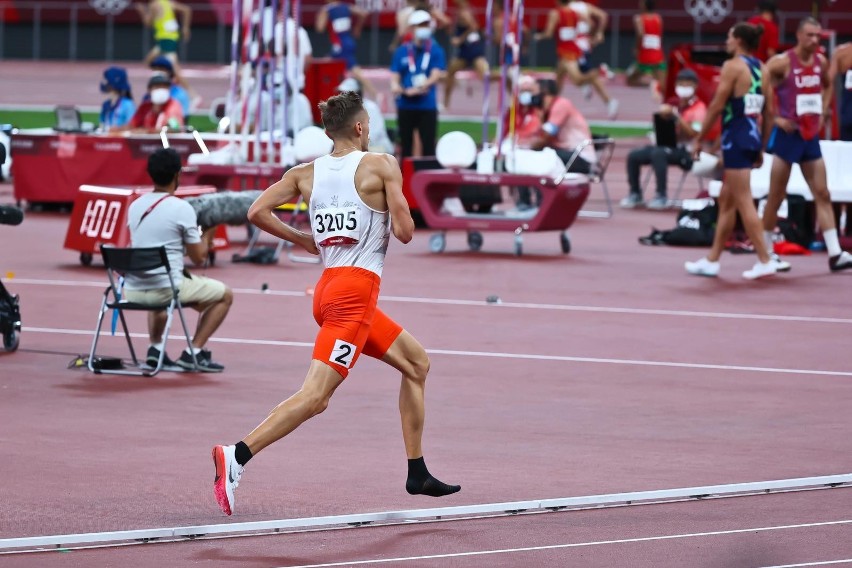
[
  {"xmin": 99, "ymin": 67, "xmax": 136, "ymax": 131},
  {"xmin": 390, "ymin": 9, "xmax": 447, "ymax": 158}
]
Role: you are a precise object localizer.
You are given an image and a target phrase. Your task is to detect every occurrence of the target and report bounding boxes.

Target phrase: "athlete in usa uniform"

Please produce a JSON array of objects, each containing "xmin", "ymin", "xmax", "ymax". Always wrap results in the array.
[{"xmin": 763, "ymin": 18, "xmax": 852, "ymax": 272}]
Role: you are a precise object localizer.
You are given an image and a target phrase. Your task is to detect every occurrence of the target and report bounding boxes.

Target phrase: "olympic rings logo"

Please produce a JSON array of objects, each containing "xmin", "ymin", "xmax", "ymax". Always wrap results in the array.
[
  {"xmin": 684, "ymin": 0, "xmax": 733, "ymax": 24},
  {"xmin": 89, "ymin": 0, "xmax": 131, "ymax": 16}
]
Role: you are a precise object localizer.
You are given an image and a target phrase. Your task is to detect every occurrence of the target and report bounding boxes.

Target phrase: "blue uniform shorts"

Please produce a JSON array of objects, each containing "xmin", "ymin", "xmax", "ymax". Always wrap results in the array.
[
  {"xmin": 767, "ymin": 127, "xmax": 822, "ymax": 164},
  {"xmin": 332, "ymin": 45, "xmax": 358, "ymax": 70}
]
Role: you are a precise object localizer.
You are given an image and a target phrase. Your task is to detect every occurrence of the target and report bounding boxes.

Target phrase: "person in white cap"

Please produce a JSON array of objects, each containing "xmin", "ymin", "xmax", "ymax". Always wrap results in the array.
[
  {"xmin": 337, "ymin": 78, "xmax": 394, "ymax": 154},
  {"xmin": 390, "ymin": 9, "xmax": 447, "ymax": 158}
]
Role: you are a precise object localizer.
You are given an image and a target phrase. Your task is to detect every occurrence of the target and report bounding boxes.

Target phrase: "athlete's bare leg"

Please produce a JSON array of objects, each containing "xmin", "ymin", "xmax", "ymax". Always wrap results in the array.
[
  {"xmin": 716, "ymin": 168, "xmax": 770, "ymax": 263},
  {"xmin": 706, "ymin": 178, "xmax": 736, "ymax": 262},
  {"xmin": 443, "ymin": 58, "xmax": 468, "ymax": 109},
  {"xmin": 761, "ymin": 155, "xmax": 792, "ymax": 233},
  {"xmin": 563, "ymin": 61, "xmax": 612, "ymax": 104},
  {"xmin": 626, "ymin": 67, "xmax": 651, "ymax": 87},
  {"xmin": 800, "ymin": 158, "xmax": 837, "ymax": 233},
  {"xmin": 380, "ymin": 329, "xmax": 460, "ymax": 497},
  {"xmin": 380, "ymin": 330, "xmax": 430, "ymax": 459},
  {"xmin": 242, "ymin": 360, "xmax": 345, "ymax": 455}
]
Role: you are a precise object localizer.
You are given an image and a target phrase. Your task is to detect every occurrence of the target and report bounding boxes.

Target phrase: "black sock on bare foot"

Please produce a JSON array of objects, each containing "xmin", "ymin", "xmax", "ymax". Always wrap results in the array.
[
  {"xmin": 234, "ymin": 441, "xmax": 253, "ymax": 466},
  {"xmin": 405, "ymin": 457, "xmax": 461, "ymax": 497}
]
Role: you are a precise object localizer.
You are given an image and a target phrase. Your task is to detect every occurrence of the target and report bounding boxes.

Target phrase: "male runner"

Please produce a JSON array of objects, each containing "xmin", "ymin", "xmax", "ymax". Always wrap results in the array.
[
  {"xmin": 212, "ymin": 91, "xmax": 460, "ymax": 516},
  {"xmin": 762, "ymin": 17, "xmax": 852, "ymax": 272},
  {"xmin": 534, "ymin": 0, "xmax": 618, "ymax": 119},
  {"xmin": 626, "ymin": 0, "xmax": 666, "ymax": 99},
  {"xmin": 685, "ymin": 22, "xmax": 776, "ymax": 280},
  {"xmin": 444, "ymin": 0, "xmax": 489, "ymax": 110},
  {"xmin": 315, "ymin": 0, "xmax": 378, "ymax": 99},
  {"xmin": 828, "ymin": 42, "xmax": 852, "ymax": 141}
]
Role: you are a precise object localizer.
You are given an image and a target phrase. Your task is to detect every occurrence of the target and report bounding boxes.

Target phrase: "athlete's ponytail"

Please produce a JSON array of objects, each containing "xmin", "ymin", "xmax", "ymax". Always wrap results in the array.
[{"xmin": 732, "ymin": 22, "xmax": 763, "ymax": 53}]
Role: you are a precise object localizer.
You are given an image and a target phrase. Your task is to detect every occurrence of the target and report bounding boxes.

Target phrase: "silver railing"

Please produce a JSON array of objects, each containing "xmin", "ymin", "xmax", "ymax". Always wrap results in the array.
[{"xmin": 0, "ymin": 2, "xmax": 849, "ymax": 67}]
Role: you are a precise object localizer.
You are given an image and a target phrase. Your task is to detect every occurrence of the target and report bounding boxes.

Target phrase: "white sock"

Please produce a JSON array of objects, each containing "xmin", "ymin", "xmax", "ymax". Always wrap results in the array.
[
  {"xmin": 823, "ymin": 228, "xmax": 842, "ymax": 257},
  {"xmin": 185, "ymin": 346, "xmax": 202, "ymax": 355},
  {"xmin": 151, "ymin": 342, "xmax": 164, "ymax": 351},
  {"xmin": 764, "ymin": 231, "xmax": 774, "ymax": 254}
]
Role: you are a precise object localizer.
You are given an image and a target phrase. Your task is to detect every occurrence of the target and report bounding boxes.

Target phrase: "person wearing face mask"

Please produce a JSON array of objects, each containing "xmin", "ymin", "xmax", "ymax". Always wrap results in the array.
[
  {"xmin": 622, "ymin": 68, "xmax": 717, "ymax": 210},
  {"xmin": 125, "ymin": 74, "xmax": 185, "ymax": 134},
  {"xmin": 527, "ymin": 78, "xmax": 597, "ymax": 174},
  {"xmin": 505, "ymin": 75, "xmax": 545, "ymax": 210},
  {"xmin": 99, "ymin": 67, "xmax": 136, "ymax": 132},
  {"xmin": 390, "ymin": 10, "xmax": 447, "ymax": 158},
  {"xmin": 149, "ymin": 56, "xmax": 193, "ymax": 115}
]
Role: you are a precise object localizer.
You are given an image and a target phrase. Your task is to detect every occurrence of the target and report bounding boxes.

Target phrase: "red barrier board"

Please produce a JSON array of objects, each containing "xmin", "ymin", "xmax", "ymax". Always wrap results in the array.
[
  {"xmin": 10, "ymin": 132, "xmax": 209, "ymax": 204},
  {"xmin": 63, "ymin": 185, "xmax": 228, "ymax": 261}
]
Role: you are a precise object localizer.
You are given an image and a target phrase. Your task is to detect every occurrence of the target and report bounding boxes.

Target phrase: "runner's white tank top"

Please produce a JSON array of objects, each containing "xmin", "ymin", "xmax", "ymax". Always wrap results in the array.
[{"xmin": 309, "ymin": 151, "xmax": 391, "ymax": 277}]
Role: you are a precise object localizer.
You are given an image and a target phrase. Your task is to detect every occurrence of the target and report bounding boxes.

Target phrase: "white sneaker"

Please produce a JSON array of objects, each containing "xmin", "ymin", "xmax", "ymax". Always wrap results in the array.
[
  {"xmin": 212, "ymin": 445, "xmax": 244, "ymax": 516},
  {"xmin": 685, "ymin": 257, "xmax": 720, "ymax": 277},
  {"xmin": 742, "ymin": 261, "xmax": 777, "ymax": 280},
  {"xmin": 582, "ymin": 84, "xmax": 593, "ymax": 100},
  {"xmin": 829, "ymin": 250, "xmax": 852, "ymax": 272},
  {"xmin": 770, "ymin": 253, "xmax": 791, "ymax": 272},
  {"xmin": 607, "ymin": 98, "xmax": 619, "ymax": 120}
]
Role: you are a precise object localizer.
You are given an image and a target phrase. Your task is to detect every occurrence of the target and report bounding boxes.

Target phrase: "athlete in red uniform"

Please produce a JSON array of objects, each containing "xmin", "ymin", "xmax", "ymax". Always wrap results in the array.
[
  {"xmin": 747, "ymin": 1, "xmax": 780, "ymax": 62},
  {"xmin": 763, "ymin": 18, "xmax": 852, "ymax": 272},
  {"xmin": 534, "ymin": 0, "xmax": 617, "ymax": 118},
  {"xmin": 211, "ymin": 91, "xmax": 460, "ymax": 516},
  {"xmin": 627, "ymin": 0, "xmax": 666, "ymax": 98}
]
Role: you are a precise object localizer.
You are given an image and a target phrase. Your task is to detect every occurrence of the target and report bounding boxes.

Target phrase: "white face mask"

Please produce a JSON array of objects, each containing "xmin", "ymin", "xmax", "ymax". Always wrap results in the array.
[
  {"xmin": 150, "ymin": 88, "xmax": 170, "ymax": 105},
  {"xmin": 414, "ymin": 27, "xmax": 432, "ymax": 41},
  {"xmin": 518, "ymin": 91, "xmax": 533, "ymax": 106},
  {"xmin": 675, "ymin": 85, "xmax": 696, "ymax": 99}
]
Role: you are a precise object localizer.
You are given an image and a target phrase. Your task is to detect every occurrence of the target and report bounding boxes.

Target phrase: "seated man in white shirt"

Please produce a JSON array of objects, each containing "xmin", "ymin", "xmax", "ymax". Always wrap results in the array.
[
  {"xmin": 123, "ymin": 148, "xmax": 233, "ymax": 372},
  {"xmin": 336, "ymin": 77, "xmax": 395, "ymax": 154}
]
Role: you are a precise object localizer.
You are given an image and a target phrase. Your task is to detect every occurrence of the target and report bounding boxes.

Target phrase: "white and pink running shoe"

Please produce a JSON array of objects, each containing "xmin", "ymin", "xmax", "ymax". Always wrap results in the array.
[{"xmin": 212, "ymin": 445, "xmax": 244, "ymax": 516}]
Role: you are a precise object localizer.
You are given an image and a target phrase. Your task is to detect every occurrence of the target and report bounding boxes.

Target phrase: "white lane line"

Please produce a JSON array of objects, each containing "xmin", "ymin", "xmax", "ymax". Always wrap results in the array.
[
  {"xmin": 5, "ymin": 277, "xmax": 852, "ymax": 325},
  {"xmin": 274, "ymin": 519, "xmax": 852, "ymax": 568},
  {"xmin": 22, "ymin": 326, "xmax": 852, "ymax": 377},
  {"xmin": 760, "ymin": 561, "xmax": 852, "ymax": 568}
]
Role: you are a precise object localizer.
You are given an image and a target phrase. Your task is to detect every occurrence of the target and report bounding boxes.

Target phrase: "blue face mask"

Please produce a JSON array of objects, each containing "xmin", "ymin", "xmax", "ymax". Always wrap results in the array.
[{"xmin": 414, "ymin": 27, "xmax": 432, "ymax": 41}]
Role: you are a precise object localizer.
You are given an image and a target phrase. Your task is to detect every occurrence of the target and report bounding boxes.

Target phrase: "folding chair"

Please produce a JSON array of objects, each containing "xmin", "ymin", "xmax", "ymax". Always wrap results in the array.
[
  {"xmin": 89, "ymin": 245, "xmax": 198, "ymax": 376},
  {"xmin": 577, "ymin": 136, "xmax": 616, "ymax": 218},
  {"xmin": 641, "ymin": 165, "xmax": 705, "ymax": 203}
]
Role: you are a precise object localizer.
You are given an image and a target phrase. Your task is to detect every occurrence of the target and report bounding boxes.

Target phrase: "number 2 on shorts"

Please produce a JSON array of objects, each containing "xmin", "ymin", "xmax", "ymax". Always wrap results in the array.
[{"xmin": 330, "ymin": 339, "xmax": 357, "ymax": 368}]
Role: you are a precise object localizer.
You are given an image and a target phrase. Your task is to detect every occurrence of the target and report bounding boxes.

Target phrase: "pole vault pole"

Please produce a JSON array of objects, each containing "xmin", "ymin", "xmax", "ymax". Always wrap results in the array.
[
  {"xmin": 252, "ymin": 0, "xmax": 266, "ymax": 164},
  {"xmin": 278, "ymin": 0, "xmax": 291, "ymax": 165},
  {"xmin": 238, "ymin": 0, "xmax": 255, "ymax": 162},
  {"xmin": 268, "ymin": 0, "xmax": 278, "ymax": 165},
  {"xmin": 481, "ymin": 0, "xmax": 495, "ymax": 148},
  {"xmin": 494, "ymin": 0, "xmax": 510, "ymax": 170},
  {"xmin": 292, "ymin": 0, "xmax": 303, "ymax": 150},
  {"xmin": 227, "ymin": 0, "xmax": 241, "ymax": 162},
  {"xmin": 506, "ymin": 0, "xmax": 522, "ymax": 167}
]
